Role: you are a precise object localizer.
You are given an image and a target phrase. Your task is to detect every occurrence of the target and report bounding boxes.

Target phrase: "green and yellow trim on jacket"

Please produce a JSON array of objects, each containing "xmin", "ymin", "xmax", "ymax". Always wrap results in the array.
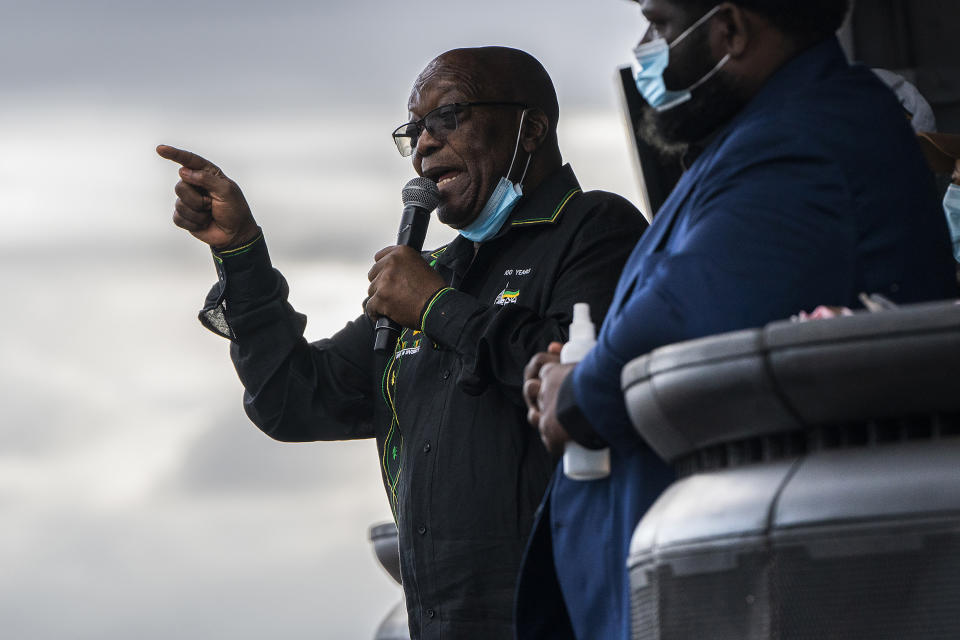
[
  {"xmin": 510, "ymin": 187, "xmax": 581, "ymax": 227},
  {"xmin": 427, "ymin": 247, "xmax": 448, "ymax": 268},
  {"xmin": 212, "ymin": 233, "xmax": 264, "ymax": 264},
  {"xmin": 420, "ymin": 287, "xmax": 454, "ymax": 332},
  {"xmin": 380, "ymin": 328, "xmax": 408, "ymax": 521}
]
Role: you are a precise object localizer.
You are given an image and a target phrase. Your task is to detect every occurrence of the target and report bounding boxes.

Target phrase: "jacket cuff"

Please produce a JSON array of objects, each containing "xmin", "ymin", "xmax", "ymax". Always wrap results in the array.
[
  {"xmin": 199, "ymin": 231, "xmax": 278, "ymax": 340},
  {"xmin": 419, "ymin": 287, "xmax": 481, "ymax": 351},
  {"xmin": 419, "ymin": 287, "xmax": 453, "ymax": 330},
  {"xmin": 213, "ymin": 231, "xmax": 263, "ymax": 260},
  {"xmin": 557, "ymin": 372, "xmax": 608, "ymax": 450},
  {"xmin": 210, "ymin": 231, "xmax": 278, "ymax": 309}
]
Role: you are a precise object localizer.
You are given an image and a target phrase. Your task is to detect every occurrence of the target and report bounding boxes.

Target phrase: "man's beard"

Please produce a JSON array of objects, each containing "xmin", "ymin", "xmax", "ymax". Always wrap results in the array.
[{"xmin": 638, "ymin": 69, "xmax": 746, "ymax": 159}]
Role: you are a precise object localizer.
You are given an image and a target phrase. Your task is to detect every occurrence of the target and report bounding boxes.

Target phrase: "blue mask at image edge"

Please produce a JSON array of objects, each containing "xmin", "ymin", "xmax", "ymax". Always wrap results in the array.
[{"xmin": 943, "ymin": 183, "xmax": 960, "ymax": 262}]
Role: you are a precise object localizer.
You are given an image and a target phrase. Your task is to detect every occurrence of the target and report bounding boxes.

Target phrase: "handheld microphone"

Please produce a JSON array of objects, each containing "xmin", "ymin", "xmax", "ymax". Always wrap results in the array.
[{"xmin": 373, "ymin": 176, "xmax": 441, "ymax": 353}]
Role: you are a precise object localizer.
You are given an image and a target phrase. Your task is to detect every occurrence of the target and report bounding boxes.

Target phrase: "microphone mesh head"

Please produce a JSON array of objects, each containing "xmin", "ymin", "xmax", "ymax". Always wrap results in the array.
[{"xmin": 402, "ymin": 177, "xmax": 440, "ymax": 211}]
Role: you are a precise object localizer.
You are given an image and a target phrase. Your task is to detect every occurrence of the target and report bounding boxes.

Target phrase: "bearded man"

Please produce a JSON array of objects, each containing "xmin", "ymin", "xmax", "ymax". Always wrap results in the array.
[{"xmin": 519, "ymin": 2, "xmax": 956, "ymax": 638}]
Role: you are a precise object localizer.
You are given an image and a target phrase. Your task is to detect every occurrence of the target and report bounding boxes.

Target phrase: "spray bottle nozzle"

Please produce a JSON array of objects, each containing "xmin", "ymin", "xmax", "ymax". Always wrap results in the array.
[{"xmin": 568, "ymin": 302, "xmax": 596, "ymax": 344}]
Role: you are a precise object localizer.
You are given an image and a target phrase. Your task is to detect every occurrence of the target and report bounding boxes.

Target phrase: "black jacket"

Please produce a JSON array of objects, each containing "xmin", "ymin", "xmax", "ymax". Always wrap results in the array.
[{"xmin": 200, "ymin": 164, "xmax": 647, "ymax": 639}]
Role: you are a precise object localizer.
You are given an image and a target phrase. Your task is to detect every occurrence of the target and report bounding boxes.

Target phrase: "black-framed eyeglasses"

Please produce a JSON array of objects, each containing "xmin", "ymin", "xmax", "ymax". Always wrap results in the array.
[{"xmin": 392, "ymin": 101, "xmax": 527, "ymax": 157}]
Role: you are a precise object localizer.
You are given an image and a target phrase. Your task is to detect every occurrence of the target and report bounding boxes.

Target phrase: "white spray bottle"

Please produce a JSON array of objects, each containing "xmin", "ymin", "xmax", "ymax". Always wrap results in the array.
[{"xmin": 561, "ymin": 303, "xmax": 611, "ymax": 480}]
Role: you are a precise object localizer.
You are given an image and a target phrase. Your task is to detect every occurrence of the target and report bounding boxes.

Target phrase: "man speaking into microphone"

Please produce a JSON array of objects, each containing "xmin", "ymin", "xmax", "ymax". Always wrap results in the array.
[{"xmin": 158, "ymin": 46, "xmax": 647, "ymax": 639}]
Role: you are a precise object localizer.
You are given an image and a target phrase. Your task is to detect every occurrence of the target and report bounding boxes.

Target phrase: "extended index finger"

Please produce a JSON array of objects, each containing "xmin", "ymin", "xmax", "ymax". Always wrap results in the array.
[{"xmin": 156, "ymin": 144, "xmax": 217, "ymax": 171}]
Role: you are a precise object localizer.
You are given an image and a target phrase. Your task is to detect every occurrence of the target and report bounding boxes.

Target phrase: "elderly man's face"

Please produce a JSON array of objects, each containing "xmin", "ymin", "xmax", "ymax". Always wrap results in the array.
[{"xmin": 406, "ymin": 70, "xmax": 522, "ymax": 229}]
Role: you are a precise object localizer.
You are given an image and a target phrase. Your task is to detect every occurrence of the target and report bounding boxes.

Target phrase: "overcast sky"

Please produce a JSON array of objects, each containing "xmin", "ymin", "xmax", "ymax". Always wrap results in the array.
[
  {"xmin": 1, "ymin": 0, "xmax": 642, "ymax": 107},
  {"xmin": 1, "ymin": 2, "xmax": 647, "ymax": 638}
]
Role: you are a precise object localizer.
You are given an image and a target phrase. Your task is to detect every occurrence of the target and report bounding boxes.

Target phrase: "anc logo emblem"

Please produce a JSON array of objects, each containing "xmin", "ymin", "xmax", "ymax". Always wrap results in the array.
[{"xmin": 495, "ymin": 288, "xmax": 520, "ymax": 306}]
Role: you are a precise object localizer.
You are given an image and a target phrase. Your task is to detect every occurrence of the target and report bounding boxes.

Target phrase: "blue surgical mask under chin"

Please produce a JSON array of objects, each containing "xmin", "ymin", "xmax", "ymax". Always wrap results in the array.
[
  {"xmin": 458, "ymin": 177, "xmax": 523, "ymax": 243},
  {"xmin": 459, "ymin": 110, "xmax": 532, "ymax": 243},
  {"xmin": 632, "ymin": 4, "xmax": 730, "ymax": 112},
  {"xmin": 944, "ymin": 183, "xmax": 960, "ymax": 262}
]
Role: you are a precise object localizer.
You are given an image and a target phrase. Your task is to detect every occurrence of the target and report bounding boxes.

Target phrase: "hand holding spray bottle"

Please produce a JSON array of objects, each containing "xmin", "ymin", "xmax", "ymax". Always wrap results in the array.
[{"xmin": 561, "ymin": 303, "xmax": 611, "ymax": 480}]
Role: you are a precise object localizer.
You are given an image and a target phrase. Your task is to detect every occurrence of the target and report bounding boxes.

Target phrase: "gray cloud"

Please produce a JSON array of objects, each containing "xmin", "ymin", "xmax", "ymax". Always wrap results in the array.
[
  {"xmin": 168, "ymin": 409, "xmax": 381, "ymax": 496},
  {"xmin": 0, "ymin": 497, "xmax": 398, "ymax": 639},
  {"xmin": 0, "ymin": 0, "xmax": 642, "ymax": 109}
]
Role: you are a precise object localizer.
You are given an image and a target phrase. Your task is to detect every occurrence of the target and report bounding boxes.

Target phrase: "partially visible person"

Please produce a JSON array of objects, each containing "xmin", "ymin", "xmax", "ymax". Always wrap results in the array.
[
  {"xmin": 517, "ymin": 1, "xmax": 957, "ymax": 638},
  {"xmin": 874, "ymin": 68, "xmax": 937, "ymax": 133},
  {"xmin": 159, "ymin": 46, "xmax": 647, "ymax": 640},
  {"xmin": 918, "ymin": 131, "xmax": 960, "ymax": 264}
]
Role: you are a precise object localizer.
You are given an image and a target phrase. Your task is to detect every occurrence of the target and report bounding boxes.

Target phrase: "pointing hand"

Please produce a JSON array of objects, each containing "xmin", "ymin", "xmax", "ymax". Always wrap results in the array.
[{"xmin": 157, "ymin": 145, "xmax": 260, "ymax": 249}]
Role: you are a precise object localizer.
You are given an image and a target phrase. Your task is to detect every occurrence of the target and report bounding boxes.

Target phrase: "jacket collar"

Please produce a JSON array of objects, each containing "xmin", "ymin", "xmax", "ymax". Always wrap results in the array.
[
  {"xmin": 731, "ymin": 35, "xmax": 848, "ymax": 127},
  {"xmin": 507, "ymin": 163, "xmax": 582, "ymax": 228}
]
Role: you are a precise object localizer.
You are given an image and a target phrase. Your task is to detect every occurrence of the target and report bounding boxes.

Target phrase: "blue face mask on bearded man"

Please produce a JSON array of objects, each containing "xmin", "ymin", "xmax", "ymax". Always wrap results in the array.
[{"xmin": 631, "ymin": 4, "xmax": 730, "ymax": 112}]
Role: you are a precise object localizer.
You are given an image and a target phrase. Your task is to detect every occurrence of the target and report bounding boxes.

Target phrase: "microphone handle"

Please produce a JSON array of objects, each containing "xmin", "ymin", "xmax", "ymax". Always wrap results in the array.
[{"xmin": 373, "ymin": 204, "xmax": 431, "ymax": 353}]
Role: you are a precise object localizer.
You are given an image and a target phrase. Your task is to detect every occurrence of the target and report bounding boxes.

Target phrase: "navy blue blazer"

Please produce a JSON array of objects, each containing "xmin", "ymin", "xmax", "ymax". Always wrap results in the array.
[{"xmin": 516, "ymin": 37, "xmax": 957, "ymax": 640}]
